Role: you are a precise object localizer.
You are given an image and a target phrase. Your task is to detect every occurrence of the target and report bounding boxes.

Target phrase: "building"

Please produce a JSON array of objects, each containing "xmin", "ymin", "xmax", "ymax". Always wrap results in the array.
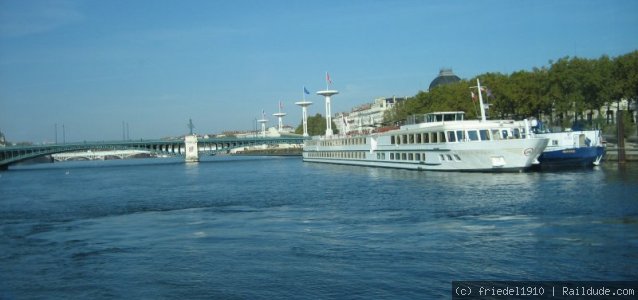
[
  {"xmin": 428, "ymin": 68, "xmax": 461, "ymax": 91},
  {"xmin": 334, "ymin": 96, "xmax": 406, "ymax": 134}
]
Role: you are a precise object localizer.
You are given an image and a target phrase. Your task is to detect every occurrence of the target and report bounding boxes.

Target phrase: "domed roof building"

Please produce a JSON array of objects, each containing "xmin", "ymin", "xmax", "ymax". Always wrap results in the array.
[{"xmin": 428, "ymin": 68, "xmax": 461, "ymax": 91}]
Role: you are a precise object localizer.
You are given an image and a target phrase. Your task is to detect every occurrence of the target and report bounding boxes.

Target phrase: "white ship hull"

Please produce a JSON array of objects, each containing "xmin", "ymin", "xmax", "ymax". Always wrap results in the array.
[
  {"xmin": 304, "ymin": 138, "xmax": 546, "ymax": 172},
  {"xmin": 303, "ymin": 114, "xmax": 548, "ymax": 172}
]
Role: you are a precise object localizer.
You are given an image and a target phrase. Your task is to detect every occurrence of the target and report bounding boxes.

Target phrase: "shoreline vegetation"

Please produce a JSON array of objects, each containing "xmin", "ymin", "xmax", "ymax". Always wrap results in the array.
[{"xmin": 383, "ymin": 50, "xmax": 638, "ymax": 139}]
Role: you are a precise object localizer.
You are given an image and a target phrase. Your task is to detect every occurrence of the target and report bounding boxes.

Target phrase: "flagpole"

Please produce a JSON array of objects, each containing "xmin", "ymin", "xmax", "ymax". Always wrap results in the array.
[{"xmin": 326, "ymin": 72, "xmax": 329, "ymax": 90}]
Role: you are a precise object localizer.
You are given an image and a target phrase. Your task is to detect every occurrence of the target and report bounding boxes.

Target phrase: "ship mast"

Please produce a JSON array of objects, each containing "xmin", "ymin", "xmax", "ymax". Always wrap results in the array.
[{"xmin": 473, "ymin": 79, "xmax": 487, "ymax": 122}]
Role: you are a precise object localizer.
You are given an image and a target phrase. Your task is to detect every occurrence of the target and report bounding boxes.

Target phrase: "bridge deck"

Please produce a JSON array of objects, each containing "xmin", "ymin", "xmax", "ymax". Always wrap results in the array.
[{"xmin": 0, "ymin": 136, "xmax": 306, "ymax": 170}]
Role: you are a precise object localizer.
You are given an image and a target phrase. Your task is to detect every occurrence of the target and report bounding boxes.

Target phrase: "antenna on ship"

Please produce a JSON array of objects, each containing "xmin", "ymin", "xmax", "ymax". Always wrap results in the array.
[{"xmin": 470, "ymin": 79, "xmax": 488, "ymax": 122}]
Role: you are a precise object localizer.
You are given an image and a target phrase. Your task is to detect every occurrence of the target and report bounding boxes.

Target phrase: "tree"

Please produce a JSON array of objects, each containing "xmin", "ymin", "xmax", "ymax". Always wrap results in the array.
[
  {"xmin": 295, "ymin": 113, "xmax": 339, "ymax": 136},
  {"xmin": 383, "ymin": 50, "xmax": 637, "ymax": 129}
]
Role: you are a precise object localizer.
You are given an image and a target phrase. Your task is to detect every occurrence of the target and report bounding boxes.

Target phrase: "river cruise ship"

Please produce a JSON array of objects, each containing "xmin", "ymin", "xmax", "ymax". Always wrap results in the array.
[{"xmin": 302, "ymin": 111, "xmax": 549, "ymax": 172}]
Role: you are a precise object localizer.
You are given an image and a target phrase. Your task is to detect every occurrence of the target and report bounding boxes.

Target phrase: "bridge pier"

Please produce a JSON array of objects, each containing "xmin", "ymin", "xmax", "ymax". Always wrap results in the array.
[{"xmin": 184, "ymin": 135, "xmax": 199, "ymax": 163}]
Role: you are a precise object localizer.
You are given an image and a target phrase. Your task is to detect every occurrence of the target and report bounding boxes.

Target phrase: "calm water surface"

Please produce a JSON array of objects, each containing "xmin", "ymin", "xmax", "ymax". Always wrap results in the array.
[{"xmin": 1, "ymin": 156, "xmax": 637, "ymax": 299}]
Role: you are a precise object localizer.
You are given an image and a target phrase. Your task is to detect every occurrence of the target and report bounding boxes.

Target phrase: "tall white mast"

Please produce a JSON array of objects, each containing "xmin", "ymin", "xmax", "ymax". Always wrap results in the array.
[
  {"xmin": 317, "ymin": 73, "xmax": 338, "ymax": 137},
  {"xmin": 296, "ymin": 87, "xmax": 313, "ymax": 137},
  {"xmin": 476, "ymin": 78, "xmax": 487, "ymax": 122}
]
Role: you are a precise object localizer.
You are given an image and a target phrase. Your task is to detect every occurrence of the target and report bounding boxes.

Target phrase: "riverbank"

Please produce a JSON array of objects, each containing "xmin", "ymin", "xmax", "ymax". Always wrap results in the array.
[{"xmin": 604, "ymin": 142, "xmax": 638, "ymax": 161}]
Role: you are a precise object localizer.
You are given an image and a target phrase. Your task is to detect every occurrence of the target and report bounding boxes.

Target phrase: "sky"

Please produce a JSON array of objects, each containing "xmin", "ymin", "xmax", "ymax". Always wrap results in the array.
[{"xmin": 1, "ymin": 0, "xmax": 637, "ymax": 143}]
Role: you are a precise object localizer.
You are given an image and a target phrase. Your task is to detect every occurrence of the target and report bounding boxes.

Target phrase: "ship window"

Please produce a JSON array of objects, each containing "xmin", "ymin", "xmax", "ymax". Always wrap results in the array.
[
  {"xmin": 391, "ymin": 136, "xmax": 395, "ymax": 144},
  {"xmin": 401, "ymin": 153, "xmax": 407, "ymax": 160},
  {"xmin": 491, "ymin": 129, "xmax": 501, "ymax": 140},
  {"xmin": 447, "ymin": 154, "xmax": 453, "ymax": 161},
  {"xmin": 456, "ymin": 130, "xmax": 465, "ymax": 141},
  {"xmin": 454, "ymin": 154, "xmax": 461, "ymax": 161},
  {"xmin": 439, "ymin": 132, "xmax": 446, "ymax": 143},
  {"xmin": 513, "ymin": 128, "xmax": 521, "ymax": 139},
  {"xmin": 409, "ymin": 134, "xmax": 415, "ymax": 144},
  {"xmin": 408, "ymin": 153, "xmax": 414, "ymax": 160},
  {"xmin": 502, "ymin": 130, "xmax": 509, "ymax": 139},
  {"xmin": 423, "ymin": 133, "xmax": 430, "ymax": 143},
  {"xmin": 415, "ymin": 153, "xmax": 421, "ymax": 161},
  {"xmin": 479, "ymin": 130, "xmax": 490, "ymax": 141},
  {"xmin": 468, "ymin": 130, "xmax": 479, "ymax": 141},
  {"xmin": 422, "ymin": 153, "xmax": 426, "ymax": 161},
  {"xmin": 431, "ymin": 132, "xmax": 438, "ymax": 143},
  {"xmin": 447, "ymin": 131, "xmax": 456, "ymax": 142},
  {"xmin": 390, "ymin": 153, "xmax": 395, "ymax": 160},
  {"xmin": 440, "ymin": 154, "xmax": 445, "ymax": 161},
  {"xmin": 416, "ymin": 134, "xmax": 422, "ymax": 143},
  {"xmin": 402, "ymin": 135, "xmax": 408, "ymax": 144}
]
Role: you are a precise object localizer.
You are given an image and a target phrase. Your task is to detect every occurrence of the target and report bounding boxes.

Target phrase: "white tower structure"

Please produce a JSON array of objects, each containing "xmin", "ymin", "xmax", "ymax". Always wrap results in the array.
[
  {"xmin": 272, "ymin": 101, "xmax": 287, "ymax": 132},
  {"xmin": 295, "ymin": 100, "xmax": 313, "ymax": 137},
  {"xmin": 257, "ymin": 110, "xmax": 268, "ymax": 138},
  {"xmin": 317, "ymin": 72, "xmax": 338, "ymax": 137}
]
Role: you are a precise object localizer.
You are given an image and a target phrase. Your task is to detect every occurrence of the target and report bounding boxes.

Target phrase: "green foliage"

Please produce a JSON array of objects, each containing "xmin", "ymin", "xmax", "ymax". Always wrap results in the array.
[
  {"xmin": 295, "ymin": 113, "xmax": 339, "ymax": 136},
  {"xmin": 383, "ymin": 50, "xmax": 638, "ymax": 126},
  {"xmin": 383, "ymin": 80, "xmax": 477, "ymax": 124},
  {"xmin": 619, "ymin": 110, "xmax": 636, "ymax": 138}
]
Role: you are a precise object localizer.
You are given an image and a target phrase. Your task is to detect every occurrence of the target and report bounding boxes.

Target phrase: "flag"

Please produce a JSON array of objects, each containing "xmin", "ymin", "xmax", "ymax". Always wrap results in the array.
[
  {"xmin": 471, "ymin": 91, "xmax": 476, "ymax": 102},
  {"xmin": 303, "ymin": 86, "xmax": 310, "ymax": 94},
  {"xmin": 279, "ymin": 101, "xmax": 283, "ymax": 110},
  {"xmin": 486, "ymin": 88, "xmax": 493, "ymax": 98},
  {"xmin": 326, "ymin": 72, "xmax": 332, "ymax": 84}
]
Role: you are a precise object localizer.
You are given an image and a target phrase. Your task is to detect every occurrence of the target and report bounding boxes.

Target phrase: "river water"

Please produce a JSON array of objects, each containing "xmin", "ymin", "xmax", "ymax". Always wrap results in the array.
[{"xmin": 1, "ymin": 156, "xmax": 637, "ymax": 299}]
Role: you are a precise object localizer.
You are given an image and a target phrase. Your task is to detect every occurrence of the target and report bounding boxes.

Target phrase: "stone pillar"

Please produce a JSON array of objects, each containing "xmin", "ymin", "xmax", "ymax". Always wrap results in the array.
[{"xmin": 184, "ymin": 135, "xmax": 199, "ymax": 163}]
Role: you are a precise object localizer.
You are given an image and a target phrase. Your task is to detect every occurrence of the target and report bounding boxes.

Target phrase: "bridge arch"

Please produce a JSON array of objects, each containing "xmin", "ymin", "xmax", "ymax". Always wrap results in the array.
[{"xmin": 0, "ymin": 136, "xmax": 306, "ymax": 170}]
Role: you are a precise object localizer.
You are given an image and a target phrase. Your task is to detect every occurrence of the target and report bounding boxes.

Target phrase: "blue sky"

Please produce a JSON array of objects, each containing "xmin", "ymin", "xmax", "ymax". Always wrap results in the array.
[{"xmin": 1, "ymin": 0, "xmax": 637, "ymax": 143}]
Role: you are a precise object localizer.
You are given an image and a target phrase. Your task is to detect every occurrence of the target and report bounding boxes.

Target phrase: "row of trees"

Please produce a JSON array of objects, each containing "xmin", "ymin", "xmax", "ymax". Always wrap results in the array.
[
  {"xmin": 384, "ymin": 50, "xmax": 638, "ymax": 130},
  {"xmin": 294, "ymin": 113, "xmax": 339, "ymax": 136}
]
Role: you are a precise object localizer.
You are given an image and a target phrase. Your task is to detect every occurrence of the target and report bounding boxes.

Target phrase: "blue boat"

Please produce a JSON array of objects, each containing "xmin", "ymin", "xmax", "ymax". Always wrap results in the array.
[{"xmin": 530, "ymin": 124, "xmax": 605, "ymax": 168}]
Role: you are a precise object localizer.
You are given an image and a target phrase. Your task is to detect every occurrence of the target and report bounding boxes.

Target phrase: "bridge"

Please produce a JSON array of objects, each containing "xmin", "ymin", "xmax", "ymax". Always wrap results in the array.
[{"xmin": 0, "ymin": 135, "xmax": 306, "ymax": 170}]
